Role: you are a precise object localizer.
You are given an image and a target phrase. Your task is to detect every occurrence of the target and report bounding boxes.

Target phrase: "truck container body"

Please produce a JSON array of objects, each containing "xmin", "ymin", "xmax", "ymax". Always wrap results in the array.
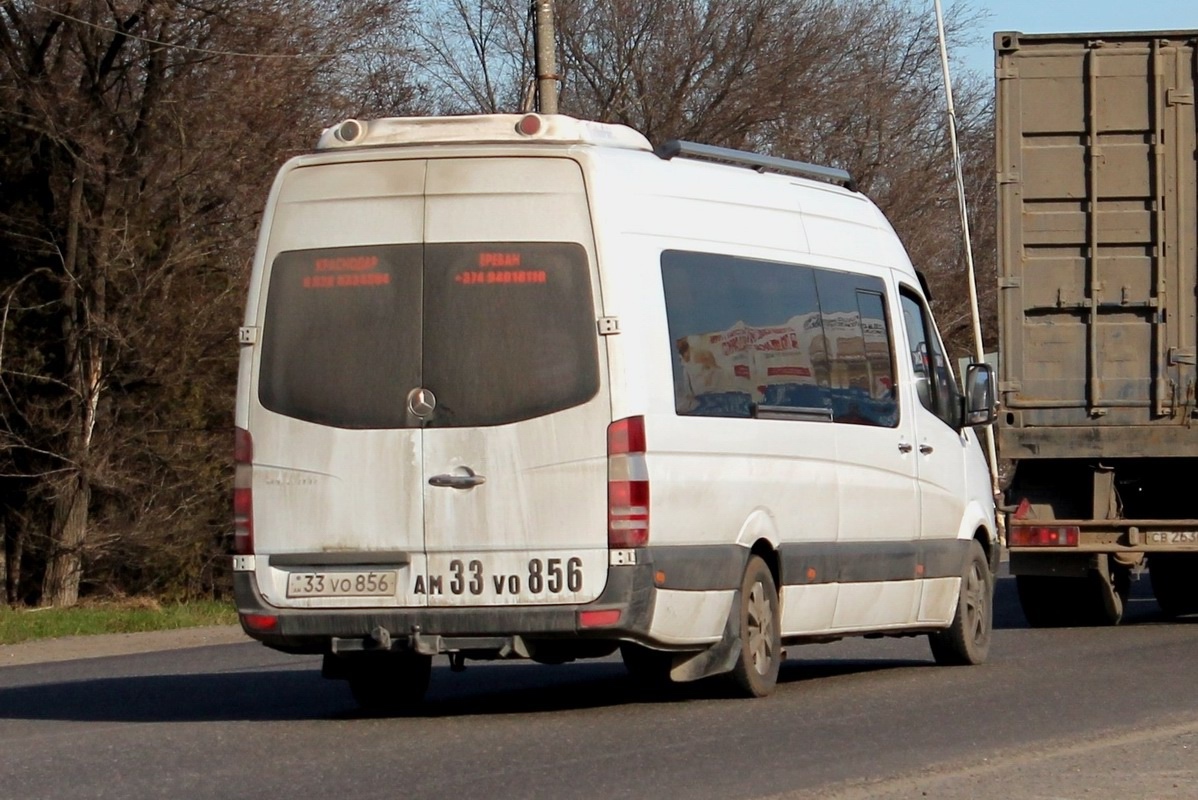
[{"xmin": 995, "ymin": 29, "xmax": 1198, "ymax": 624}]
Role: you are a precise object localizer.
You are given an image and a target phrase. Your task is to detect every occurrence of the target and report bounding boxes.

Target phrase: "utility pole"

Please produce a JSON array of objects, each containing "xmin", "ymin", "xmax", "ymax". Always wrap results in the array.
[
  {"xmin": 533, "ymin": 0, "xmax": 558, "ymax": 113},
  {"xmin": 933, "ymin": 0, "xmax": 1003, "ymax": 543}
]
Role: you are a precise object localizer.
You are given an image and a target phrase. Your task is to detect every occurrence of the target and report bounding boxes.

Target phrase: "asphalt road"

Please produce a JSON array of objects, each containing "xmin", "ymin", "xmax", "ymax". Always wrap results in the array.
[{"xmin": 1, "ymin": 574, "xmax": 1196, "ymax": 800}]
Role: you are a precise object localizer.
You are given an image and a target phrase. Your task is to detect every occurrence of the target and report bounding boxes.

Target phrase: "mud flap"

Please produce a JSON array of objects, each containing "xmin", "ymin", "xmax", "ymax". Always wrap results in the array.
[
  {"xmin": 1093, "ymin": 555, "xmax": 1125, "ymax": 623},
  {"xmin": 668, "ymin": 588, "xmax": 742, "ymax": 683}
]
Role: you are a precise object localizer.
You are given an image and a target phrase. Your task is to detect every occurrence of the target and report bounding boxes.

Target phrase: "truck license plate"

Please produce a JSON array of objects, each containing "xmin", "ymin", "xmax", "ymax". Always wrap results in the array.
[
  {"xmin": 1146, "ymin": 531, "xmax": 1198, "ymax": 545},
  {"xmin": 286, "ymin": 570, "xmax": 398, "ymax": 598}
]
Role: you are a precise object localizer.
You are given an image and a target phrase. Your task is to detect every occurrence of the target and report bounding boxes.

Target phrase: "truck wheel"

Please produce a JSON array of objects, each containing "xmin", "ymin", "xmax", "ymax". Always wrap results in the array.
[
  {"xmin": 1095, "ymin": 560, "xmax": 1130, "ymax": 625},
  {"xmin": 929, "ymin": 540, "xmax": 993, "ymax": 665},
  {"xmin": 620, "ymin": 643, "xmax": 674, "ymax": 685},
  {"xmin": 1016, "ymin": 567, "xmax": 1127, "ymax": 628},
  {"xmin": 346, "ymin": 650, "xmax": 432, "ymax": 714},
  {"xmin": 1017, "ymin": 575, "xmax": 1084, "ymax": 627},
  {"xmin": 728, "ymin": 555, "xmax": 782, "ymax": 697},
  {"xmin": 1150, "ymin": 554, "xmax": 1198, "ymax": 617}
]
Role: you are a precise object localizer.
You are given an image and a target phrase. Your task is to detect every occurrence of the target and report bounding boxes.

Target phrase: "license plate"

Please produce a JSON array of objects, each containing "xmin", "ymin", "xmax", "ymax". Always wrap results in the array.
[
  {"xmin": 286, "ymin": 570, "xmax": 398, "ymax": 598},
  {"xmin": 1146, "ymin": 531, "xmax": 1198, "ymax": 545}
]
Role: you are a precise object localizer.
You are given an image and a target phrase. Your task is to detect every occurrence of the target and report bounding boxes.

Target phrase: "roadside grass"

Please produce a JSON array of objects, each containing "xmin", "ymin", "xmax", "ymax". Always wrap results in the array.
[{"xmin": 0, "ymin": 600, "xmax": 238, "ymax": 645}]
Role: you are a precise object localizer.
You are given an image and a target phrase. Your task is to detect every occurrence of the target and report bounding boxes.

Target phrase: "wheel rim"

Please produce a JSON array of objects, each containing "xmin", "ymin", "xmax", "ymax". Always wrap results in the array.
[
  {"xmin": 963, "ymin": 560, "xmax": 988, "ymax": 645},
  {"xmin": 746, "ymin": 579, "xmax": 775, "ymax": 675}
]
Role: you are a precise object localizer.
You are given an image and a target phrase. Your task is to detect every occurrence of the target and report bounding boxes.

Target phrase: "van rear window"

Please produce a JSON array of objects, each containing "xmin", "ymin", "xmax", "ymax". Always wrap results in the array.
[
  {"xmin": 422, "ymin": 242, "xmax": 599, "ymax": 428},
  {"xmin": 258, "ymin": 242, "xmax": 598, "ymax": 429}
]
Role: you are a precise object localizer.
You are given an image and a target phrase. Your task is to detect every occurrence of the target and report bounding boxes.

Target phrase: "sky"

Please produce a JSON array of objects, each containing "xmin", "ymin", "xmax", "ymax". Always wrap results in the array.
[{"xmin": 945, "ymin": 0, "xmax": 1196, "ymax": 79}]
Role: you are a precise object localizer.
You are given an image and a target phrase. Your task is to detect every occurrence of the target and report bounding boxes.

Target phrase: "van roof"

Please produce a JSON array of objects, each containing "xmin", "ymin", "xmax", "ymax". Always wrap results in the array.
[
  {"xmin": 316, "ymin": 113, "xmax": 653, "ymax": 153},
  {"xmin": 314, "ymin": 113, "xmax": 856, "ymax": 191}
]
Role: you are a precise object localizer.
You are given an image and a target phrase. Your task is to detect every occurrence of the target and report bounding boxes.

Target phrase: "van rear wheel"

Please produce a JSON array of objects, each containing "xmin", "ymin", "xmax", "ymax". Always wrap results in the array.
[
  {"xmin": 929, "ymin": 540, "xmax": 993, "ymax": 665},
  {"xmin": 346, "ymin": 650, "xmax": 432, "ymax": 714},
  {"xmin": 728, "ymin": 555, "xmax": 781, "ymax": 697},
  {"xmin": 620, "ymin": 643, "xmax": 674, "ymax": 685}
]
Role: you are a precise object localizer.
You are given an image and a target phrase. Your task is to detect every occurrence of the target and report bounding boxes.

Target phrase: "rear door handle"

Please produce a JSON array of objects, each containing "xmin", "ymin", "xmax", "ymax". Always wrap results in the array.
[
  {"xmin": 428, "ymin": 469, "xmax": 486, "ymax": 489},
  {"xmin": 919, "ymin": 444, "xmax": 934, "ymax": 455}
]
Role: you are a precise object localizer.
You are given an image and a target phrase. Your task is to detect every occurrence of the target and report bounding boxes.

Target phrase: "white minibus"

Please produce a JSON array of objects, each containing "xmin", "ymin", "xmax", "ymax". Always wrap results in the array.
[{"xmin": 233, "ymin": 114, "xmax": 998, "ymax": 709}]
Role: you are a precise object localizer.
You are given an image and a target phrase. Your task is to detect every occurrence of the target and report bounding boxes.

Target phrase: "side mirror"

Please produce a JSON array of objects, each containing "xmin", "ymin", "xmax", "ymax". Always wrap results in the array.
[{"xmin": 961, "ymin": 362, "xmax": 996, "ymax": 427}]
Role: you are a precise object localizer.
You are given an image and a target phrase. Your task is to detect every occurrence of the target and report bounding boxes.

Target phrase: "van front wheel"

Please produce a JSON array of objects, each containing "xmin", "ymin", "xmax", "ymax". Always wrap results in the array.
[
  {"xmin": 929, "ymin": 540, "xmax": 993, "ymax": 665},
  {"xmin": 729, "ymin": 555, "xmax": 782, "ymax": 697}
]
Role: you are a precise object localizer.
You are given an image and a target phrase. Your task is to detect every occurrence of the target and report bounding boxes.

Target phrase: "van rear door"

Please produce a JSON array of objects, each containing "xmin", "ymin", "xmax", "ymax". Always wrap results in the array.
[
  {"xmin": 418, "ymin": 158, "xmax": 610, "ymax": 607},
  {"xmin": 252, "ymin": 160, "xmax": 429, "ymax": 609},
  {"xmin": 250, "ymin": 155, "xmax": 610, "ymax": 609}
]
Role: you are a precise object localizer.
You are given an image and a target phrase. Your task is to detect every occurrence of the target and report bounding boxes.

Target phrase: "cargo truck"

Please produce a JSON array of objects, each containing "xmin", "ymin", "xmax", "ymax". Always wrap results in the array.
[{"xmin": 995, "ymin": 30, "xmax": 1198, "ymax": 625}]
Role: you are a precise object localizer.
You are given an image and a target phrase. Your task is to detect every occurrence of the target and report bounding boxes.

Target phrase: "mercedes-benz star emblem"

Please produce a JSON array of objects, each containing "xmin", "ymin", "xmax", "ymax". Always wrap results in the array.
[{"xmin": 407, "ymin": 387, "xmax": 437, "ymax": 418}]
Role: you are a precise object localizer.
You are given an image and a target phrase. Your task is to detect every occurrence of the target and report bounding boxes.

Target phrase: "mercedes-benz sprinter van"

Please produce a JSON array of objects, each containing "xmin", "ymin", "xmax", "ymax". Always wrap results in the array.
[{"xmin": 233, "ymin": 114, "xmax": 997, "ymax": 709}]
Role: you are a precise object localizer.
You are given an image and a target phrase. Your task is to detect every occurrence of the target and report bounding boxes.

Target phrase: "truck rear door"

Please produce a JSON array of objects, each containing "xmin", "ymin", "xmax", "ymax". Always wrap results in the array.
[{"xmin": 997, "ymin": 33, "xmax": 1198, "ymax": 430}]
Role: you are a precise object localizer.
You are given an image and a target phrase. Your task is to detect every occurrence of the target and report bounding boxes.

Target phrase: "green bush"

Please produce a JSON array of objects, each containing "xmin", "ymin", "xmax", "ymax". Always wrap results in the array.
[{"xmin": 0, "ymin": 601, "xmax": 237, "ymax": 645}]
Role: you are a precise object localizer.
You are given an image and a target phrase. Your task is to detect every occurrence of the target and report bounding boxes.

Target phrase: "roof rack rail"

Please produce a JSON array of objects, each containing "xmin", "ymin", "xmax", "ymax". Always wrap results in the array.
[{"xmin": 653, "ymin": 139, "xmax": 857, "ymax": 192}]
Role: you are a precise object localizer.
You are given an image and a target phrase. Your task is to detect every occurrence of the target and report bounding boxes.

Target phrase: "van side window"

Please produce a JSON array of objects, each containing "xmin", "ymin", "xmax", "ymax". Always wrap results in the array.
[
  {"xmin": 900, "ymin": 289, "xmax": 958, "ymax": 428},
  {"xmin": 663, "ymin": 251, "xmax": 829, "ymax": 418},
  {"xmin": 661, "ymin": 250, "xmax": 897, "ymax": 427},
  {"xmin": 813, "ymin": 272, "xmax": 898, "ymax": 427}
]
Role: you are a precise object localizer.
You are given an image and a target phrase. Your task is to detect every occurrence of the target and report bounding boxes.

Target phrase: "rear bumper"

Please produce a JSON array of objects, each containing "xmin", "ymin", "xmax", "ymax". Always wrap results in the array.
[
  {"xmin": 234, "ymin": 545, "xmax": 749, "ymax": 655},
  {"xmin": 1006, "ymin": 519, "xmax": 1198, "ymax": 556}
]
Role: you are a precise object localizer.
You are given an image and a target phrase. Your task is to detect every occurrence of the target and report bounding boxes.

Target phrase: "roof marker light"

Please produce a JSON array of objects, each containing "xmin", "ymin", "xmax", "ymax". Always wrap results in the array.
[
  {"xmin": 517, "ymin": 114, "xmax": 542, "ymax": 136},
  {"xmin": 335, "ymin": 119, "xmax": 363, "ymax": 143}
]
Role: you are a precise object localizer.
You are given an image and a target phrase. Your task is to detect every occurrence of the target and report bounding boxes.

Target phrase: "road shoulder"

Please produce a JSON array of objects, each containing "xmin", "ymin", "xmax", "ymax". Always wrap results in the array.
[{"xmin": 0, "ymin": 625, "xmax": 249, "ymax": 668}]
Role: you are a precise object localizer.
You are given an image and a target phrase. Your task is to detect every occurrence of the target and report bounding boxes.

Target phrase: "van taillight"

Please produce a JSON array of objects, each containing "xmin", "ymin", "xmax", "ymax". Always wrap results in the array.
[
  {"xmin": 608, "ymin": 416, "xmax": 648, "ymax": 548},
  {"xmin": 234, "ymin": 427, "xmax": 254, "ymax": 555}
]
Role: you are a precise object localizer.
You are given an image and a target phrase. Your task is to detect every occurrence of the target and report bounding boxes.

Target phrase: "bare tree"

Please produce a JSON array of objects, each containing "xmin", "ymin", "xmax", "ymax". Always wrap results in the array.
[
  {"xmin": 410, "ymin": 0, "xmax": 995, "ymax": 355},
  {"xmin": 1, "ymin": 0, "xmax": 1001, "ymax": 606},
  {"xmin": 755, "ymin": 1, "xmax": 995, "ymax": 353},
  {"xmin": 0, "ymin": 0, "xmax": 422, "ymax": 606},
  {"xmin": 414, "ymin": 0, "xmax": 534, "ymax": 112}
]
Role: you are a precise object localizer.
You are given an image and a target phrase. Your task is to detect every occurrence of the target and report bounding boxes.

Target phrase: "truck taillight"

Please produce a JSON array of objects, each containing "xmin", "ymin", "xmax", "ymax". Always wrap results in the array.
[
  {"xmin": 1009, "ymin": 526, "xmax": 1079, "ymax": 547},
  {"xmin": 233, "ymin": 427, "xmax": 254, "ymax": 555},
  {"xmin": 608, "ymin": 416, "xmax": 648, "ymax": 548}
]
